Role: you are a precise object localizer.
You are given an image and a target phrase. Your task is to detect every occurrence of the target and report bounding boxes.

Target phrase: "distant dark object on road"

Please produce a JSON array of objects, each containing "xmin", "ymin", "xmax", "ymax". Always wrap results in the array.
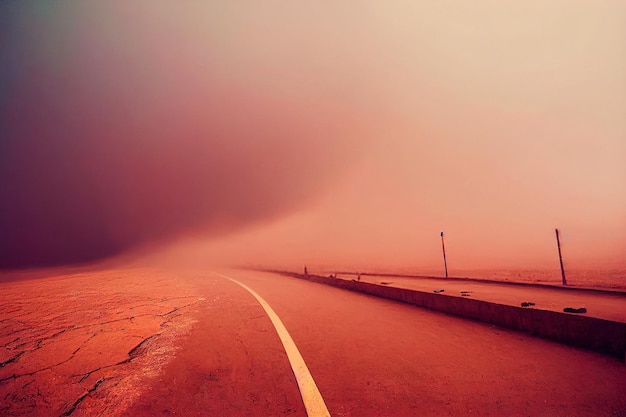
[
  {"xmin": 564, "ymin": 307, "xmax": 587, "ymax": 314},
  {"xmin": 521, "ymin": 302, "xmax": 536, "ymax": 307}
]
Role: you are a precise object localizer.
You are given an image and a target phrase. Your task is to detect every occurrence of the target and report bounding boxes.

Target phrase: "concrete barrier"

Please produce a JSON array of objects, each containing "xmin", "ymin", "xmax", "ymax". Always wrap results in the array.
[{"xmin": 281, "ymin": 271, "xmax": 626, "ymax": 360}]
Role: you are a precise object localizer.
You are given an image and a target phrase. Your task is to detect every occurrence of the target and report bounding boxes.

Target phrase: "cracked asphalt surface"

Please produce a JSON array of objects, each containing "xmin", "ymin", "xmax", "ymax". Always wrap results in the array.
[{"xmin": 0, "ymin": 268, "xmax": 204, "ymax": 416}]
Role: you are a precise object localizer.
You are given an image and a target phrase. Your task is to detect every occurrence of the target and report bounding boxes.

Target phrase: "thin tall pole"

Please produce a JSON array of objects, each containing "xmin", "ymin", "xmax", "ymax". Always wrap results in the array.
[
  {"xmin": 555, "ymin": 228, "xmax": 567, "ymax": 285},
  {"xmin": 440, "ymin": 231, "xmax": 448, "ymax": 278}
]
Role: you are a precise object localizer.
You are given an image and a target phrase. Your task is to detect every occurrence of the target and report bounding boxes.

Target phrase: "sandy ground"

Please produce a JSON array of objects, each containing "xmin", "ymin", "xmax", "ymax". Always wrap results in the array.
[{"xmin": 1, "ymin": 267, "xmax": 625, "ymax": 416}]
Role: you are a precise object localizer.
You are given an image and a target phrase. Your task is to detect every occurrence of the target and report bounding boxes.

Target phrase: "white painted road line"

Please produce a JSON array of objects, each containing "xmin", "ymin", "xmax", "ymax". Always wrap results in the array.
[{"xmin": 213, "ymin": 272, "xmax": 331, "ymax": 417}]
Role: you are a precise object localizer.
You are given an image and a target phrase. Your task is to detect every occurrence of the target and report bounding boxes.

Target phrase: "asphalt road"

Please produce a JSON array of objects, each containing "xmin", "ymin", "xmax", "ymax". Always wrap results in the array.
[{"xmin": 123, "ymin": 269, "xmax": 626, "ymax": 417}]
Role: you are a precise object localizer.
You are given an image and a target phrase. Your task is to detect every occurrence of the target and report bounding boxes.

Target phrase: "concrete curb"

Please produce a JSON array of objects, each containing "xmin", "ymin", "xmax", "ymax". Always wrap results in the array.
[{"xmin": 279, "ymin": 271, "xmax": 626, "ymax": 361}]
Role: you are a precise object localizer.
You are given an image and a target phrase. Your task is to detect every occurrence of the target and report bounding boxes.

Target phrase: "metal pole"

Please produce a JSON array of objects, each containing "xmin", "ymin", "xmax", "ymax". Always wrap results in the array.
[
  {"xmin": 555, "ymin": 228, "xmax": 567, "ymax": 285},
  {"xmin": 441, "ymin": 231, "xmax": 448, "ymax": 278}
]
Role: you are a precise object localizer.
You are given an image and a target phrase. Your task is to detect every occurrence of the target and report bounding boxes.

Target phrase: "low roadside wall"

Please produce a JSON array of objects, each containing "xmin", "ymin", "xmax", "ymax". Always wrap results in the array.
[{"xmin": 281, "ymin": 272, "xmax": 626, "ymax": 360}]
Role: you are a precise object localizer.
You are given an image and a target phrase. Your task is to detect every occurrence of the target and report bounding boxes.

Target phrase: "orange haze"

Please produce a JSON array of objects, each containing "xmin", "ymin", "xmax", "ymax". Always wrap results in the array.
[{"xmin": 1, "ymin": 2, "xmax": 624, "ymax": 275}]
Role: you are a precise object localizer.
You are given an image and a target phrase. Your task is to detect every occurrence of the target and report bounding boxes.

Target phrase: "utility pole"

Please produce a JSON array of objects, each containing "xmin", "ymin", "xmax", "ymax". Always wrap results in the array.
[
  {"xmin": 440, "ymin": 231, "xmax": 448, "ymax": 278},
  {"xmin": 555, "ymin": 228, "xmax": 567, "ymax": 285}
]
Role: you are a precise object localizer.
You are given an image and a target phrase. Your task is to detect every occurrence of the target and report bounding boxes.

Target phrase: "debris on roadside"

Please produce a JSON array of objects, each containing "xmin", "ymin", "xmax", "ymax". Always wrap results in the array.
[{"xmin": 563, "ymin": 307, "xmax": 587, "ymax": 314}]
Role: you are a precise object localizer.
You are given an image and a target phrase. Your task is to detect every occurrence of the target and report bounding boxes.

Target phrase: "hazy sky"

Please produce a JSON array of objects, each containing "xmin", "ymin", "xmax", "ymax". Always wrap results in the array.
[{"xmin": 1, "ymin": 1, "xmax": 624, "ymax": 271}]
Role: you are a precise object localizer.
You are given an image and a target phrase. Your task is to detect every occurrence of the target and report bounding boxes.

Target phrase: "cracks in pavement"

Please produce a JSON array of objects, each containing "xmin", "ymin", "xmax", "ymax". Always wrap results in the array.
[
  {"xmin": 0, "ymin": 272, "xmax": 205, "ymax": 417},
  {"xmin": 1, "ymin": 323, "xmax": 29, "ymax": 338},
  {"xmin": 158, "ymin": 299, "xmax": 203, "ymax": 318},
  {"xmin": 2, "ymin": 337, "xmax": 21, "ymax": 349},
  {"xmin": 1, "ymin": 327, "xmax": 165, "ymax": 384},
  {"xmin": 0, "ymin": 333, "xmax": 98, "ymax": 383},
  {"xmin": 160, "ymin": 307, "xmax": 183, "ymax": 317},
  {"xmin": 13, "ymin": 328, "xmax": 70, "ymax": 351},
  {"xmin": 59, "ymin": 377, "xmax": 106, "ymax": 417},
  {"xmin": 5, "ymin": 297, "xmax": 202, "ymax": 351},
  {"xmin": 0, "ymin": 351, "xmax": 25, "ymax": 368},
  {"xmin": 127, "ymin": 333, "xmax": 160, "ymax": 358},
  {"xmin": 0, "ymin": 300, "xmax": 199, "ymax": 382},
  {"xmin": 73, "ymin": 333, "xmax": 161, "ymax": 383},
  {"xmin": 4, "ymin": 310, "xmax": 175, "ymax": 357}
]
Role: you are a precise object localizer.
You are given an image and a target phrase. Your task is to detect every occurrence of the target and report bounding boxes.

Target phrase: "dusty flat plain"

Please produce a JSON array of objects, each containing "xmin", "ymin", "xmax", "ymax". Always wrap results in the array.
[{"xmin": 1, "ymin": 267, "xmax": 625, "ymax": 416}]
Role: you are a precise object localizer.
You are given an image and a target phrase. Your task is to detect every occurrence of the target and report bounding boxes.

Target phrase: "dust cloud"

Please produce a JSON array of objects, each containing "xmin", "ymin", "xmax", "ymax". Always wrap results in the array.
[
  {"xmin": 2, "ymin": 2, "xmax": 625, "ymax": 275},
  {"xmin": 0, "ymin": 2, "xmax": 376, "ymax": 268}
]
